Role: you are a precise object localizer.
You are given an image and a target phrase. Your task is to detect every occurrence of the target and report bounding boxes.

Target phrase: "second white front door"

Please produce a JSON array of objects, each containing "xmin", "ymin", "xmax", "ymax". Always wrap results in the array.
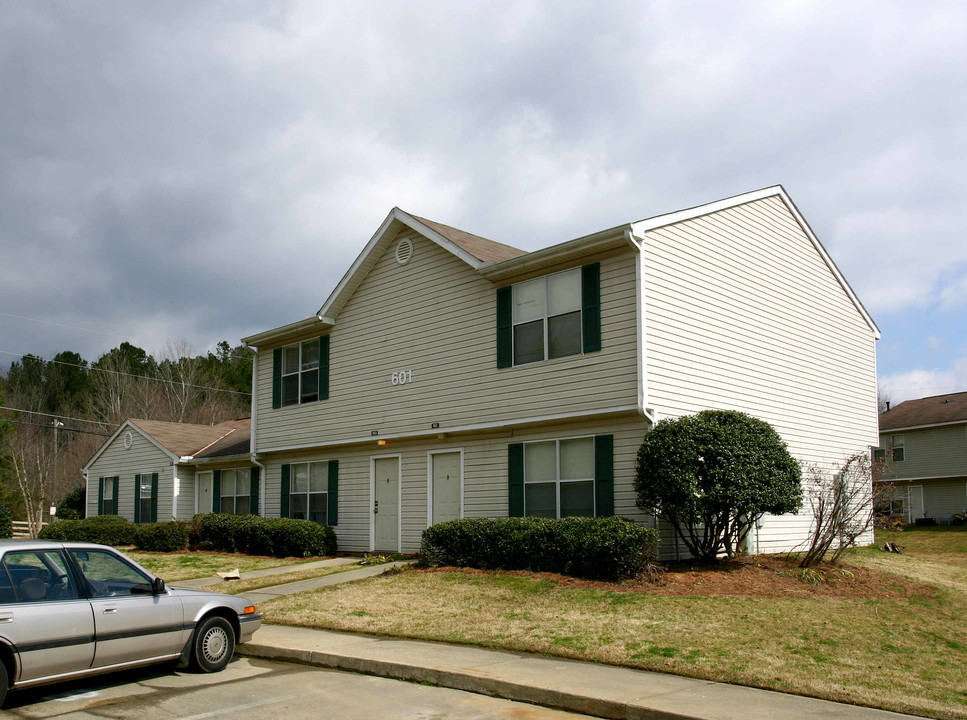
[
  {"xmin": 430, "ymin": 451, "xmax": 462, "ymax": 525},
  {"xmin": 197, "ymin": 472, "xmax": 213, "ymax": 514},
  {"xmin": 373, "ymin": 457, "xmax": 400, "ymax": 552}
]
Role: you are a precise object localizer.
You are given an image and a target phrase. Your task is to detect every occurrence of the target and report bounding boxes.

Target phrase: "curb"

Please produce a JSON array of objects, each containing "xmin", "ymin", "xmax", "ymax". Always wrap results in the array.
[{"xmin": 236, "ymin": 641, "xmax": 686, "ymax": 720}]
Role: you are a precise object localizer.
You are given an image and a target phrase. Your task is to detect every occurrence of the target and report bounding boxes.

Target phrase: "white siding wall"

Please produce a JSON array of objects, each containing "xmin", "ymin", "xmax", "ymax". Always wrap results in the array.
[
  {"xmin": 86, "ymin": 430, "xmax": 173, "ymax": 522},
  {"xmin": 643, "ymin": 196, "xmax": 879, "ymax": 553},
  {"xmin": 262, "ymin": 415, "xmax": 650, "ymax": 553},
  {"xmin": 254, "ymin": 231, "xmax": 639, "ymax": 452}
]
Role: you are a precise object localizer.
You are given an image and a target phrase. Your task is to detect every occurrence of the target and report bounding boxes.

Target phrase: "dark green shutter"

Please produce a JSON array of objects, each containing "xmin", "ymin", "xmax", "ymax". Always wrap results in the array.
[
  {"xmin": 582, "ymin": 263, "xmax": 601, "ymax": 353},
  {"xmin": 272, "ymin": 348, "xmax": 282, "ymax": 409},
  {"xmin": 133, "ymin": 474, "xmax": 141, "ymax": 524},
  {"xmin": 97, "ymin": 477, "xmax": 104, "ymax": 516},
  {"xmin": 496, "ymin": 286, "xmax": 513, "ymax": 368},
  {"xmin": 212, "ymin": 470, "xmax": 222, "ymax": 513},
  {"xmin": 508, "ymin": 443, "xmax": 524, "ymax": 517},
  {"xmin": 150, "ymin": 473, "xmax": 159, "ymax": 523},
  {"xmin": 280, "ymin": 464, "xmax": 291, "ymax": 518},
  {"xmin": 250, "ymin": 467, "xmax": 260, "ymax": 516},
  {"xmin": 112, "ymin": 477, "xmax": 119, "ymax": 515},
  {"xmin": 594, "ymin": 434, "xmax": 614, "ymax": 517},
  {"xmin": 319, "ymin": 335, "xmax": 330, "ymax": 401},
  {"xmin": 327, "ymin": 460, "xmax": 338, "ymax": 525}
]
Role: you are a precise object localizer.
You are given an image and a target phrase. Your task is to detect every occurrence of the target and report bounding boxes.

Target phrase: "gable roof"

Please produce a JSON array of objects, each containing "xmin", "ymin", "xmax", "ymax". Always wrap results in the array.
[
  {"xmin": 880, "ymin": 392, "xmax": 967, "ymax": 431},
  {"xmin": 85, "ymin": 417, "xmax": 251, "ymax": 469},
  {"xmin": 630, "ymin": 185, "xmax": 880, "ymax": 339},
  {"xmin": 316, "ymin": 208, "xmax": 525, "ymax": 322}
]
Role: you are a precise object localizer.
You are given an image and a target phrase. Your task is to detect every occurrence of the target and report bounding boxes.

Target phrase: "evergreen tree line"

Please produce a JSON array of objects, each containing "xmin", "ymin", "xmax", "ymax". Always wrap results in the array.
[{"xmin": 0, "ymin": 340, "xmax": 252, "ymax": 530}]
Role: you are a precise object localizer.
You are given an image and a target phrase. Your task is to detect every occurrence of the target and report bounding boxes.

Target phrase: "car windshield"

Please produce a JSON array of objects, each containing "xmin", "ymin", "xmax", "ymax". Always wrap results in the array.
[{"xmin": 69, "ymin": 548, "xmax": 153, "ymax": 597}]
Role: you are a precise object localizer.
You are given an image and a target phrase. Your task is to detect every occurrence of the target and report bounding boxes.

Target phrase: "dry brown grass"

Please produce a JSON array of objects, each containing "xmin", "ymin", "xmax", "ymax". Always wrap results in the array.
[
  {"xmin": 194, "ymin": 564, "xmax": 359, "ymax": 594},
  {"xmin": 129, "ymin": 551, "xmax": 318, "ymax": 581},
  {"xmin": 259, "ymin": 532, "xmax": 967, "ymax": 719}
]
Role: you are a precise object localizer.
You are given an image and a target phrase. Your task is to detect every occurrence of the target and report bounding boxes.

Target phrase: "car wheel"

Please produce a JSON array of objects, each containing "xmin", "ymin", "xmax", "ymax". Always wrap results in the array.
[
  {"xmin": 190, "ymin": 616, "xmax": 235, "ymax": 673},
  {"xmin": 0, "ymin": 659, "xmax": 8, "ymax": 708}
]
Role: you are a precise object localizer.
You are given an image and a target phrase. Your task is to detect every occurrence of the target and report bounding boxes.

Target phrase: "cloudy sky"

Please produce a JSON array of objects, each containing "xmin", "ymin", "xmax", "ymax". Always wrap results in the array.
[{"xmin": 1, "ymin": 1, "xmax": 965, "ymax": 404}]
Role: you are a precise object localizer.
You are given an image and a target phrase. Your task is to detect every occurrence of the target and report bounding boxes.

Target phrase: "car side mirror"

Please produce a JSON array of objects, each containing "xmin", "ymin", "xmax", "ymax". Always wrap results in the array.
[{"xmin": 152, "ymin": 577, "xmax": 166, "ymax": 595}]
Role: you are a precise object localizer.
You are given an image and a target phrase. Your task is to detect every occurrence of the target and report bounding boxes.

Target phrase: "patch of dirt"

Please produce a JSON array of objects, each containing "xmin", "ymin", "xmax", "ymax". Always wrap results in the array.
[{"xmin": 417, "ymin": 555, "xmax": 936, "ymax": 600}]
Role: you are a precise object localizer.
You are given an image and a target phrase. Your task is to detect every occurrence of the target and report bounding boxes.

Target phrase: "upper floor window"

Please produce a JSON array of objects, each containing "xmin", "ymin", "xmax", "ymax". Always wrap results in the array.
[
  {"xmin": 272, "ymin": 335, "xmax": 330, "ymax": 409},
  {"xmin": 513, "ymin": 269, "xmax": 583, "ymax": 365},
  {"xmin": 891, "ymin": 434, "xmax": 905, "ymax": 462},
  {"xmin": 283, "ymin": 339, "xmax": 320, "ymax": 406},
  {"xmin": 496, "ymin": 263, "xmax": 601, "ymax": 368}
]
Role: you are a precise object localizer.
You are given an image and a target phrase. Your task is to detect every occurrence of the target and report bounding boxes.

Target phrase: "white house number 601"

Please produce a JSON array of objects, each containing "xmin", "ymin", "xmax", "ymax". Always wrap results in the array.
[{"xmin": 391, "ymin": 370, "xmax": 413, "ymax": 386}]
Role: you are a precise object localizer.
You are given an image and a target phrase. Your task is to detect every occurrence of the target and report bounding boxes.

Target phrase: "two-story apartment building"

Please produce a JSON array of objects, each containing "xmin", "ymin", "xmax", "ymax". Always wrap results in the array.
[
  {"xmin": 876, "ymin": 392, "xmax": 967, "ymax": 523},
  {"xmin": 234, "ymin": 185, "xmax": 880, "ymax": 555}
]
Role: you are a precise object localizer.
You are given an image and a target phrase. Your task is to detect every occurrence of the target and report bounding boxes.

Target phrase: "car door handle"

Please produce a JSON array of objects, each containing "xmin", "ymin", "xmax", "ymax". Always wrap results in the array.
[
  {"xmin": 0, "ymin": 612, "xmax": 12, "ymax": 623},
  {"xmin": 102, "ymin": 605, "xmax": 118, "ymax": 614}
]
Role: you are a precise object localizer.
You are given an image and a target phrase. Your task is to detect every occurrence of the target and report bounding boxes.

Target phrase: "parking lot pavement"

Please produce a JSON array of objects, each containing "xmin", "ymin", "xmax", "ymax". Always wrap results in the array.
[{"xmin": 3, "ymin": 656, "xmax": 596, "ymax": 720}]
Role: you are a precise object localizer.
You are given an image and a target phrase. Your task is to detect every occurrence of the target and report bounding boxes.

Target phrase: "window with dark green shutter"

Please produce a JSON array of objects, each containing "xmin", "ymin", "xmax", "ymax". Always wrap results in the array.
[
  {"xmin": 99, "ymin": 477, "xmax": 117, "ymax": 516},
  {"xmin": 251, "ymin": 467, "xmax": 260, "ymax": 516},
  {"xmin": 280, "ymin": 464, "xmax": 291, "ymax": 518},
  {"xmin": 285, "ymin": 460, "xmax": 332, "ymax": 525},
  {"xmin": 217, "ymin": 467, "xmax": 257, "ymax": 514},
  {"xmin": 512, "ymin": 434, "xmax": 613, "ymax": 518},
  {"xmin": 274, "ymin": 337, "xmax": 331, "ymax": 407},
  {"xmin": 497, "ymin": 263, "xmax": 601, "ymax": 367}
]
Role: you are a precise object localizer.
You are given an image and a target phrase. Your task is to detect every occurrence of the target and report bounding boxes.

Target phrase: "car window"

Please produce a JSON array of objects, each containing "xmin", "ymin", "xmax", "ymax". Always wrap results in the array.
[
  {"xmin": 69, "ymin": 549, "xmax": 153, "ymax": 597},
  {"xmin": 0, "ymin": 563, "xmax": 15, "ymax": 604},
  {"xmin": 2, "ymin": 550, "xmax": 79, "ymax": 603}
]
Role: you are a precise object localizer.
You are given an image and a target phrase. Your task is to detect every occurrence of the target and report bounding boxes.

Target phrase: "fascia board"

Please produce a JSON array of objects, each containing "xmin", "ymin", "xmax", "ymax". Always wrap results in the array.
[
  {"xmin": 478, "ymin": 226, "xmax": 630, "ymax": 283},
  {"xmin": 241, "ymin": 316, "xmax": 333, "ymax": 348},
  {"xmin": 878, "ymin": 419, "xmax": 967, "ymax": 433},
  {"xmin": 318, "ymin": 208, "xmax": 484, "ymax": 320},
  {"xmin": 632, "ymin": 185, "xmax": 881, "ymax": 340}
]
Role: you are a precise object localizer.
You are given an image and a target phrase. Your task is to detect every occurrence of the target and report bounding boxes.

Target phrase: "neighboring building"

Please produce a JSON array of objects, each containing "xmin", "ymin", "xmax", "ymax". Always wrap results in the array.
[
  {"xmin": 876, "ymin": 392, "xmax": 967, "ymax": 524},
  {"xmin": 236, "ymin": 185, "xmax": 880, "ymax": 555},
  {"xmin": 84, "ymin": 418, "xmax": 253, "ymax": 523}
]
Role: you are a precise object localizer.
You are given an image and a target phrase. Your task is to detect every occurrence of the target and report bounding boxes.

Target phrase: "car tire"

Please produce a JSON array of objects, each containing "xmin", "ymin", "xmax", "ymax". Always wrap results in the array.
[
  {"xmin": 190, "ymin": 616, "xmax": 235, "ymax": 673},
  {"xmin": 0, "ymin": 659, "xmax": 8, "ymax": 707}
]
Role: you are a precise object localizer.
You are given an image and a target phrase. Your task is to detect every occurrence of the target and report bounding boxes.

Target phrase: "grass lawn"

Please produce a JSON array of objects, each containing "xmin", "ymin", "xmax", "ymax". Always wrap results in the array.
[
  {"xmin": 128, "ymin": 551, "xmax": 321, "ymax": 581},
  {"xmin": 258, "ymin": 527, "xmax": 967, "ymax": 720}
]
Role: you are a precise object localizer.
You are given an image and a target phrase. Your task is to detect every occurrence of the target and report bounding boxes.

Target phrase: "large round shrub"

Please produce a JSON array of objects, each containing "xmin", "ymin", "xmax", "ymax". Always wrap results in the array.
[
  {"xmin": 135, "ymin": 521, "xmax": 190, "ymax": 552},
  {"xmin": 635, "ymin": 410, "xmax": 802, "ymax": 561},
  {"xmin": 39, "ymin": 515, "xmax": 137, "ymax": 546}
]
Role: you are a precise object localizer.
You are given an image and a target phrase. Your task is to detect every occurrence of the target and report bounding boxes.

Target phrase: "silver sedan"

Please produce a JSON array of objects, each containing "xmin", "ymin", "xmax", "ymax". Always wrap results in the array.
[{"xmin": 0, "ymin": 539, "xmax": 261, "ymax": 706}]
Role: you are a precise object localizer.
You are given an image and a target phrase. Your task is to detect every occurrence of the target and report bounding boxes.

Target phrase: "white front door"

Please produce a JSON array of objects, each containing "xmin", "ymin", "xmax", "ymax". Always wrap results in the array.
[
  {"xmin": 430, "ymin": 451, "xmax": 462, "ymax": 525},
  {"xmin": 373, "ymin": 457, "xmax": 400, "ymax": 552},
  {"xmin": 197, "ymin": 472, "xmax": 213, "ymax": 514},
  {"xmin": 909, "ymin": 485, "xmax": 925, "ymax": 523}
]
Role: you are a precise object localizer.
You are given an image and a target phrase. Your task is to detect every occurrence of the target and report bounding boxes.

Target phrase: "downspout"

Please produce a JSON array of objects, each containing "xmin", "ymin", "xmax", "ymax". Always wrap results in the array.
[
  {"xmin": 247, "ymin": 344, "xmax": 265, "ymax": 517},
  {"xmin": 624, "ymin": 227, "xmax": 655, "ymax": 425},
  {"xmin": 82, "ymin": 469, "xmax": 90, "ymax": 518}
]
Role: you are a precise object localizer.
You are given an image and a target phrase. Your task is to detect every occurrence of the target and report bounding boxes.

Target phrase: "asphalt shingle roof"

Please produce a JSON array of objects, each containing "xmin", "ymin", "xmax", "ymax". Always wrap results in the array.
[
  {"xmin": 879, "ymin": 392, "xmax": 967, "ymax": 431},
  {"xmin": 128, "ymin": 418, "xmax": 250, "ymax": 459}
]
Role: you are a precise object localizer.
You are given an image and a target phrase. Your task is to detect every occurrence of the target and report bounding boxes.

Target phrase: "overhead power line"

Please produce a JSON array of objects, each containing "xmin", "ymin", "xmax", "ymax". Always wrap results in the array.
[
  {"xmin": 0, "ymin": 418, "xmax": 112, "ymax": 437},
  {"xmin": 0, "ymin": 350, "xmax": 251, "ymax": 397},
  {"xmin": 0, "ymin": 406, "xmax": 114, "ymax": 427}
]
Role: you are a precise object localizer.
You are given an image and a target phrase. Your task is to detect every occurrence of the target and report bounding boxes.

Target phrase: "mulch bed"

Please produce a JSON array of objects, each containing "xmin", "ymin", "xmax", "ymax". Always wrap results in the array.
[{"xmin": 416, "ymin": 554, "xmax": 935, "ymax": 600}]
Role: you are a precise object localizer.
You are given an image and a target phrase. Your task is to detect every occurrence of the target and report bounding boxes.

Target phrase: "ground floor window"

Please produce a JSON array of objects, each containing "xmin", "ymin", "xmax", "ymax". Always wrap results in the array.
[
  {"xmin": 524, "ymin": 437, "xmax": 595, "ymax": 518},
  {"xmin": 289, "ymin": 461, "xmax": 329, "ymax": 524},
  {"xmin": 218, "ymin": 468, "xmax": 252, "ymax": 515},
  {"xmin": 134, "ymin": 473, "xmax": 157, "ymax": 524}
]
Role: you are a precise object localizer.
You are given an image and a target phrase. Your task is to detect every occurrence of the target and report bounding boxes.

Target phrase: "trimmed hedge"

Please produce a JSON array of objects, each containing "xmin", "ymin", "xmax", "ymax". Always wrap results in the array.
[
  {"xmin": 189, "ymin": 513, "xmax": 337, "ymax": 558},
  {"xmin": 39, "ymin": 515, "xmax": 138, "ymax": 546},
  {"xmin": 420, "ymin": 516, "xmax": 658, "ymax": 582},
  {"xmin": 135, "ymin": 521, "xmax": 190, "ymax": 552},
  {"xmin": 0, "ymin": 505, "xmax": 12, "ymax": 539}
]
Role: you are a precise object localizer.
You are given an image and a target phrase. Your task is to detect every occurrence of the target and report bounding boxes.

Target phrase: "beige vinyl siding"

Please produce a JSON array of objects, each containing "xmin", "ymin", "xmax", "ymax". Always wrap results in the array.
[
  {"xmin": 878, "ymin": 426, "xmax": 967, "ymax": 480},
  {"xmin": 643, "ymin": 196, "xmax": 878, "ymax": 554},
  {"xmin": 255, "ymin": 231, "xmax": 639, "ymax": 452},
  {"xmin": 262, "ymin": 414, "xmax": 649, "ymax": 553},
  {"xmin": 86, "ymin": 430, "xmax": 173, "ymax": 522},
  {"xmin": 174, "ymin": 467, "xmax": 195, "ymax": 521}
]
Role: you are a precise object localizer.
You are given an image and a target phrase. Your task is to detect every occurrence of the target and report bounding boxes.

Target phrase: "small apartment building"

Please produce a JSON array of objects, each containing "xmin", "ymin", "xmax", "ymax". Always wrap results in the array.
[
  {"xmin": 84, "ymin": 418, "xmax": 254, "ymax": 523},
  {"xmin": 242, "ymin": 186, "xmax": 881, "ymax": 556},
  {"xmin": 876, "ymin": 392, "xmax": 967, "ymax": 524}
]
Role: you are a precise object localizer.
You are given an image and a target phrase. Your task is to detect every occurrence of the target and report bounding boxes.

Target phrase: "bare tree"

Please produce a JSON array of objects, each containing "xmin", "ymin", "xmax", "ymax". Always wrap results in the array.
[{"xmin": 797, "ymin": 453, "xmax": 877, "ymax": 567}]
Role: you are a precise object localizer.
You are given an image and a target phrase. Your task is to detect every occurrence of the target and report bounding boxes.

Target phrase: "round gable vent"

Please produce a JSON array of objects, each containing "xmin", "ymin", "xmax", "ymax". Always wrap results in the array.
[{"xmin": 396, "ymin": 238, "xmax": 414, "ymax": 266}]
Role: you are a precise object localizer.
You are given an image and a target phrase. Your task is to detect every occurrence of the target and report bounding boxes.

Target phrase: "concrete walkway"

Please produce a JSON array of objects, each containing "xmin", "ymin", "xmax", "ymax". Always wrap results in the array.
[{"xmin": 223, "ymin": 561, "xmax": 920, "ymax": 720}]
